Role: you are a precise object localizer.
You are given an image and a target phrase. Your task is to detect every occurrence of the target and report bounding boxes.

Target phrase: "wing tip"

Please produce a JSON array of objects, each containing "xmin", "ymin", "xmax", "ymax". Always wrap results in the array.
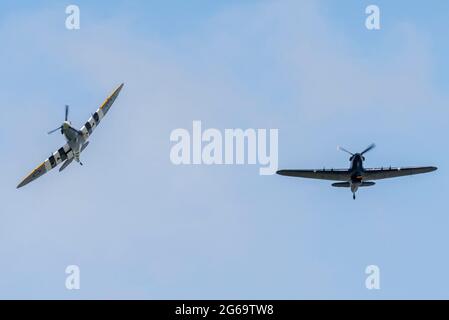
[
  {"xmin": 276, "ymin": 169, "xmax": 298, "ymax": 177},
  {"xmin": 112, "ymin": 83, "xmax": 124, "ymax": 96},
  {"xmin": 17, "ymin": 180, "xmax": 27, "ymax": 189},
  {"xmin": 17, "ymin": 176, "xmax": 31, "ymax": 189},
  {"xmin": 117, "ymin": 83, "xmax": 124, "ymax": 92},
  {"xmin": 17, "ymin": 162, "xmax": 47, "ymax": 189}
]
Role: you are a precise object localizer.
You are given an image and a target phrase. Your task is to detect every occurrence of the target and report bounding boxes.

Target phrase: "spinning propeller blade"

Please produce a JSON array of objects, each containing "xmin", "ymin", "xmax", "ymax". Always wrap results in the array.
[
  {"xmin": 48, "ymin": 105, "xmax": 69, "ymax": 134},
  {"xmin": 337, "ymin": 146, "xmax": 354, "ymax": 156},
  {"xmin": 361, "ymin": 143, "xmax": 376, "ymax": 155},
  {"xmin": 48, "ymin": 126, "xmax": 62, "ymax": 135}
]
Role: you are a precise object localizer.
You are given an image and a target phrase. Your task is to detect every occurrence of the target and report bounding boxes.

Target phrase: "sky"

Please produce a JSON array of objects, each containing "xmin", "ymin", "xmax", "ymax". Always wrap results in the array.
[{"xmin": 0, "ymin": 0, "xmax": 448, "ymax": 299}]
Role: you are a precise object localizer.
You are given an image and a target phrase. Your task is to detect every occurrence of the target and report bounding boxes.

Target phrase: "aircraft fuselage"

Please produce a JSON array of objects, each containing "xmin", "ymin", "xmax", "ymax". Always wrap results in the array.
[
  {"xmin": 62, "ymin": 121, "xmax": 85, "ymax": 163},
  {"xmin": 349, "ymin": 154, "xmax": 365, "ymax": 196}
]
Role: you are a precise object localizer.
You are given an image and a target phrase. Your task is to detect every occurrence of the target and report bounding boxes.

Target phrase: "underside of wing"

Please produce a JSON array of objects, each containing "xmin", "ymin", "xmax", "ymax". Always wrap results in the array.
[
  {"xmin": 363, "ymin": 166, "xmax": 437, "ymax": 180},
  {"xmin": 17, "ymin": 144, "xmax": 73, "ymax": 188},
  {"xmin": 80, "ymin": 83, "xmax": 124, "ymax": 140},
  {"xmin": 276, "ymin": 169, "xmax": 350, "ymax": 181}
]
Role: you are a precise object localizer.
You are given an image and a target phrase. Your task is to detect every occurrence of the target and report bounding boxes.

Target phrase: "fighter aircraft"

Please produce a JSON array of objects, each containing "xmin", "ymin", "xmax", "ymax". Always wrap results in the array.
[
  {"xmin": 17, "ymin": 83, "xmax": 124, "ymax": 189},
  {"xmin": 276, "ymin": 144, "xmax": 437, "ymax": 199}
]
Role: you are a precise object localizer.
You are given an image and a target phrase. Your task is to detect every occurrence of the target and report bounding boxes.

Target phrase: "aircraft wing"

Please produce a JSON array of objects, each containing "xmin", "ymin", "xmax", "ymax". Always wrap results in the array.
[
  {"xmin": 363, "ymin": 166, "xmax": 437, "ymax": 180},
  {"xmin": 17, "ymin": 144, "xmax": 74, "ymax": 188},
  {"xmin": 80, "ymin": 83, "xmax": 124, "ymax": 140},
  {"xmin": 276, "ymin": 169, "xmax": 350, "ymax": 181}
]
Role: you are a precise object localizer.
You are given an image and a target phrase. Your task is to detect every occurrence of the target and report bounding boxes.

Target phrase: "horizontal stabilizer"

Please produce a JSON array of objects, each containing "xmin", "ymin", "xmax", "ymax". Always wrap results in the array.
[
  {"xmin": 332, "ymin": 182, "xmax": 350, "ymax": 188},
  {"xmin": 332, "ymin": 181, "xmax": 376, "ymax": 188},
  {"xmin": 81, "ymin": 141, "xmax": 89, "ymax": 152},
  {"xmin": 59, "ymin": 158, "xmax": 74, "ymax": 172},
  {"xmin": 360, "ymin": 181, "xmax": 375, "ymax": 187}
]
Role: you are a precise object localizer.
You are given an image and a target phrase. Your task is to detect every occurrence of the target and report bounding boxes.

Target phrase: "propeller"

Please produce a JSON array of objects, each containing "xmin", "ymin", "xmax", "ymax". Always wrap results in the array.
[
  {"xmin": 361, "ymin": 143, "xmax": 376, "ymax": 155},
  {"xmin": 48, "ymin": 105, "xmax": 70, "ymax": 135},
  {"xmin": 338, "ymin": 143, "xmax": 376, "ymax": 161},
  {"xmin": 48, "ymin": 126, "xmax": 63, "ymax": 135},
  {"xmin": 337, "ymin": 146, "xmax": 354, "ymax": 156}
]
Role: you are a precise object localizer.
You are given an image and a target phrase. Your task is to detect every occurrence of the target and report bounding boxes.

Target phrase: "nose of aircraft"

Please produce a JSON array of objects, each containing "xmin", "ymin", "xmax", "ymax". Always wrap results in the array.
[{"xmin": 61, "ymin": 121, "xmax": 71, "ymax": 134}]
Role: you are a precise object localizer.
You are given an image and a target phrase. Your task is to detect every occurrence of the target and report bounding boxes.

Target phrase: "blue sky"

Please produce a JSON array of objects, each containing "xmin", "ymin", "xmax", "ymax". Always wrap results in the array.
[{"xmin": 0, "ymin": 0, "xmax": 448, "ymax": 299}]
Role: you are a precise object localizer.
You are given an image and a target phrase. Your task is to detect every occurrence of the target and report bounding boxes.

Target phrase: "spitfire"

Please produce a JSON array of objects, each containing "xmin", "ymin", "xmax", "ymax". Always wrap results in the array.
[
  {"xmin": 277, "ymin": 143, "xmax": 437, "ymax": 200},
  {"xmin": 17, "ymin": 83, "xmax": 124, "ymax": 189}
]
